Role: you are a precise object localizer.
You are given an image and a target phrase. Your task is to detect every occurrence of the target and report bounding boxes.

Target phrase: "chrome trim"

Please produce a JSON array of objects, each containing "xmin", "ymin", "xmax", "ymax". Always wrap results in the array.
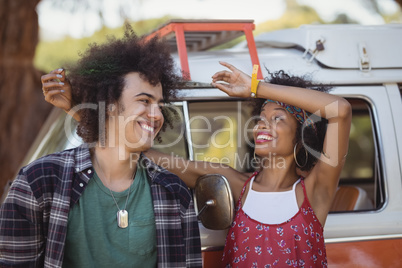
[
  {"xmin": 325, "ymin": 233, "xmax": 402, "ymax": 244},
  {"xmin": 365, "ymin": 92, "xmax": 389, "ymax": 212},
  {"xmin": 176, "ymin": 88, "xmax": 230, "ymax": 100},
  {"xmin": 384, "ymin": 83, "xmax": 402, "ymax": 180},
  {"xmin": 170, "ymin": 101, "xmax": 184, "ymax": 106},
  {"xmin": 201, "ymin": 246, "xmax": 224, "ymax": 252},
  {"xmin": 370, "ymin": 98, "xmax": 385, "ymax": 209},
  {"xmin": 178, "ymin": 81, "xmax": 214, "ymax": 89},
  {"xmin": 182, "ymin": 101, "xmax": 194, "ymax": 161}
]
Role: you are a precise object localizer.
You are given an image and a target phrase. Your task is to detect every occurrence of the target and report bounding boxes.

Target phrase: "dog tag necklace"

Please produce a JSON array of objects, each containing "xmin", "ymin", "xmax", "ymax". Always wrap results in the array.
[
  {"xmin": 109, "ymin": 183, "xmax": 133, "ymax": 228},
  {"xmin": 95, "ymin": 155, "xmax": 135, "ymax": 228}
]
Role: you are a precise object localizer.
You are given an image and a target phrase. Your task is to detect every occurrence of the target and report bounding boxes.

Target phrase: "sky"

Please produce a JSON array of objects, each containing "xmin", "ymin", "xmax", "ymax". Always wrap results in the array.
[{"xmin": 37, "ymin": 0, "xmax": 400, "ymax": 40}]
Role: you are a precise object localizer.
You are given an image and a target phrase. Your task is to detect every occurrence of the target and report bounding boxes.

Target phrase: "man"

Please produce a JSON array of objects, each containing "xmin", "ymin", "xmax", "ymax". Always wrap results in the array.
[{"xmin": 0, "ymin": 27, "xmax": 202, "ymax": 267}]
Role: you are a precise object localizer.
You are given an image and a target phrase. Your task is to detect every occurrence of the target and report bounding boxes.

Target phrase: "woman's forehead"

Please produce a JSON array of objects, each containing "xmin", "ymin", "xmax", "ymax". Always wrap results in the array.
[
  {"xmin": 259, "ymin": 103, "xmax": 299, "ymax": 125},
  {"xmin": 261, "ymin": 102, "xmax": 286, "ymax": 113}
]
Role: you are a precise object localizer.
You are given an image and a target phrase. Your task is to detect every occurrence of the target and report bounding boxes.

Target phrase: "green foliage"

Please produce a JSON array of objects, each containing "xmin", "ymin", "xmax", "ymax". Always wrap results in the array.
[
  {"xmin": 37, "ymin": 0, "xmax": 402, "ymax": 73},
  {"xmin": 34, "ymin": 16, "xmax": 178, "ymax": 72},
  {"xmin": 383, "ymin": 10, "xmax": 402, "ymax": 23},
  {"xmin": 210, "ymin": 4, "xmax": 324, "ymax": 50},
  {"xmin": 254, "ymin": 4, "xmax": 323, "ymax": 36}
]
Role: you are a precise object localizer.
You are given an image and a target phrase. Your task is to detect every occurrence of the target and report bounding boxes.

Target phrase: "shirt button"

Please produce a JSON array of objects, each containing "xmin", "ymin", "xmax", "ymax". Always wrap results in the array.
[
  {"xmin": 87, "ymin": 169, "xmax": 92, "ymax": 174},
  {"xmin": 79, "ymin": 183, "xmax": 84, "ymax": 187}
]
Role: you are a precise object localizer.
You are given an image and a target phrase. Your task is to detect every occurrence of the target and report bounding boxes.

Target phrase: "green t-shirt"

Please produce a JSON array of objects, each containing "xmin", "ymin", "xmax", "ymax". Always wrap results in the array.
[{"xmin": 63, "ymin": 165, "xmax": 157, "ymax": 268}]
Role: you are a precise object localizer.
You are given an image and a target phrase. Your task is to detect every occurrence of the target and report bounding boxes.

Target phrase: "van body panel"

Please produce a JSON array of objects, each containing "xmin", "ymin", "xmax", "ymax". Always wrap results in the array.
[{"xmin": 326, "ymin": 238, "xmax": 402, "ymax": 267}]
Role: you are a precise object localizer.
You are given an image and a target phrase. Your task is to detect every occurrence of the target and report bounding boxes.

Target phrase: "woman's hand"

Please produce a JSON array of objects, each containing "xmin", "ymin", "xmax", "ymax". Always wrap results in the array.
[
  {"xmin": 41, "ymin": 68, "xmax": 72, "ymax": 112},
  {"xmin": 211, "ymin": 61, "xmax": 253, "ymax": 98}
]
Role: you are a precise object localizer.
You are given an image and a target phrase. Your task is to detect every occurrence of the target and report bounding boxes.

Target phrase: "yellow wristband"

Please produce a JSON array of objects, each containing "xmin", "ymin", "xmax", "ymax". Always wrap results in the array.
[{"xmin": 251, "ymin": 65, "xmax": 259, "ymax": 98}]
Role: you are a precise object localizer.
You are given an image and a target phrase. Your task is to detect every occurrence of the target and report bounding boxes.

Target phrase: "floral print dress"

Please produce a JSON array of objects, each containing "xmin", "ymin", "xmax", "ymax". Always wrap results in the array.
[{"xmin": 222, "ymin": 172, "xmax": 327, "ymax": 268}]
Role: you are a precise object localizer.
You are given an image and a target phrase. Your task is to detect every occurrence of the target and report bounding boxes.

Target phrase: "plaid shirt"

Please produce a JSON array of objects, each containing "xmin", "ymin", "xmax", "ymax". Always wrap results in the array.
[{"xmin": 0, "ymin": 145, "xmax": 202, "ymax": 268}]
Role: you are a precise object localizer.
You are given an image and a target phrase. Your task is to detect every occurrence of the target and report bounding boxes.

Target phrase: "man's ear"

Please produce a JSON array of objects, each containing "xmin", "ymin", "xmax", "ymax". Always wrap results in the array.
[{"xmin": 108, "ymin": 103, "xmax": 117, "ymax": 115}]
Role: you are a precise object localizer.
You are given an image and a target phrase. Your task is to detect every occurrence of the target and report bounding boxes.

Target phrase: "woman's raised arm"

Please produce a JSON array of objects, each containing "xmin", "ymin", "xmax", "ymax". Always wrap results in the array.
[{"xmin": 41, "ymin": 68, "xmax": 80, "ymax": 121}]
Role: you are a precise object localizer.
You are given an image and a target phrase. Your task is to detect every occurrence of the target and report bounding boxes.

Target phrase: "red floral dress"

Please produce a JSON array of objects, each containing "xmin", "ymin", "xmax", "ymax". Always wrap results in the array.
[{"xmin": 222, "ymin": 173, "xmax": 327, "ymax": 267}]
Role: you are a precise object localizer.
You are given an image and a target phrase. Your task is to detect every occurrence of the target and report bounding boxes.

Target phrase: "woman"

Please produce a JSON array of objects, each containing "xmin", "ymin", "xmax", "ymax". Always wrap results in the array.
[{"xmin": 42, "ymin": 61, "xmax": 351, "ymax": 267}]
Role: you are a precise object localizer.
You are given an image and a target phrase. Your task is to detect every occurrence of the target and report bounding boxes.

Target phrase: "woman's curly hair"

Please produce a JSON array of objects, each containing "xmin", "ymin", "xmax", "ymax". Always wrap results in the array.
[
  {"xmin": 251, "ymin": 69, "xmax": 332, "ymax": 171},
  {"xmin": 67, "ymin": 24, "xmax": 181, "ymax": 144}
]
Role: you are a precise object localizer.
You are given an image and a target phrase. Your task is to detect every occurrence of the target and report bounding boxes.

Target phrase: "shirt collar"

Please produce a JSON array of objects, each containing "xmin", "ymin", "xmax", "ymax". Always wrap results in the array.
[
  {"xmin": 72, "ymin": 147, "xmax": 178, "ymax": 189},
  {"xmin": 73, "ymin": 144, "xmax": 94, "ymax": 173},
  {"xmin": 139, "ymin": 153, "xmax": 163, "ymax": 181}
]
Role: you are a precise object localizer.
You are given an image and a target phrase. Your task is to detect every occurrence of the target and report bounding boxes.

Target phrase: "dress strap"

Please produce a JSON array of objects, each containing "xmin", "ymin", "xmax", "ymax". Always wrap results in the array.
[
  {"xmin": 292, "ymin": 178, "xmax": 301, "ymax": 191},
  {"xmin": 299, "ymin": 177, "xmax": 312, "ymax": 209},
  {"xmin": 248, "ymin": 175, "xmax": 257, "ymax": 192},
  {"xmin": 300, "ymin": 177, "xmax": 307, "ymax": 195}
]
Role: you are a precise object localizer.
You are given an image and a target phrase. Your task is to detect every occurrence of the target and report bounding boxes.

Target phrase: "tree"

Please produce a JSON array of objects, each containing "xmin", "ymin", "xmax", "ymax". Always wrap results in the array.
[
  {"xmin": 0, "ymin": 0, "xmax": 51, "ymax": 197},
  {"xmin": 0, "ymin": 0, "xmax": 140, "ymax": 199}
]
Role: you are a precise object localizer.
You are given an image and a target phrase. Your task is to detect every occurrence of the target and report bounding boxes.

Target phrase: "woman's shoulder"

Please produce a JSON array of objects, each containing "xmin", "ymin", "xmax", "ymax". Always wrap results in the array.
[{"xmin": 229, "ymin": 171, "xmax": 256, "ymax": 201}]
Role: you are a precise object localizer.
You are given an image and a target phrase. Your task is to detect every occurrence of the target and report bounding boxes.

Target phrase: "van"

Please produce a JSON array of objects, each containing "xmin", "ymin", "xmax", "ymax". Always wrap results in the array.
[{"xmin": 10, "ymin": 20, "xmax": 402, "ymax": 267}]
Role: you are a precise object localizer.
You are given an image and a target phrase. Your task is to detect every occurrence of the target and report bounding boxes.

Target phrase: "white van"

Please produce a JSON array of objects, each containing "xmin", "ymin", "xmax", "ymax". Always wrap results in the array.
[{"xmin": 15, "ymin": 21, "xmax": 402, "ymax": 267}]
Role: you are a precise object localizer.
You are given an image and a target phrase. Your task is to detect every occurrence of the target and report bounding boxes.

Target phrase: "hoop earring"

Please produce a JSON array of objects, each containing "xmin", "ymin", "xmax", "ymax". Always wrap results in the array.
[
  {"xmin": 253, "ymin": 151, "xmax": 258, "ymax": 163},
  {"xmin": 293, "ymin": 143, "xmax": 308, "ymax": 168}
]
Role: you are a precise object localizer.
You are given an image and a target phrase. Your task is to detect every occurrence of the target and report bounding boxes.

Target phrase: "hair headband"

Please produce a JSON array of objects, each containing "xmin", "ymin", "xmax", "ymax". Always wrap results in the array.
[{"xmin": 263, "ymin": 99, "xmax": 317, "ymax": 133}]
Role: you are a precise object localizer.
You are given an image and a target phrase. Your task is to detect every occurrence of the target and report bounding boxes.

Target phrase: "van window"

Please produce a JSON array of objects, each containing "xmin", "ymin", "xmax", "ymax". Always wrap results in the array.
[
  {"xmin": 152, "ymin": 104, "xmax": 188, "ymax": 158},
  {"xmin": 188, "ymin": 101, "xmax": 255, "ymax": 172},
  {"xmin": 341, "ymin": 99, "xmax": 375, "ymax": 180},
  {"xmin": 333, "ymin": 98, "xmax": 382, "ymax": 212},
  {"xmin": 186, "ymin": 98, "xmax": 382, "ymax": 212}
]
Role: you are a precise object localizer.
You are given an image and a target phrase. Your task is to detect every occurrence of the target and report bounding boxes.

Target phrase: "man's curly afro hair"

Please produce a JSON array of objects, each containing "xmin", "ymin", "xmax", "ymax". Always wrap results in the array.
[
  {"xmin": 67, "ymin": 24, "xmax": 181, "ymax": 144},
  {"xmin": 251, "ymin": 69, "xmax": 332, "ymax": 171}
]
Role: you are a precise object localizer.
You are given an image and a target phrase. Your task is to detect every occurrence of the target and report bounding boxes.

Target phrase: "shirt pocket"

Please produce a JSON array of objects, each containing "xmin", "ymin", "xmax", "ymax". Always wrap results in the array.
[{"xmin": 129, "ymin": 217, "xmax": 156, "ymax": 255}]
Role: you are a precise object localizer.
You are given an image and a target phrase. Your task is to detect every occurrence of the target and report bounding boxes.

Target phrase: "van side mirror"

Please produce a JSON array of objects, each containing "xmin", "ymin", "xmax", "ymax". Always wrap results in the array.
[{"xmin": 194, "ymin": 174, "xmax": 234, "ymax": 230}]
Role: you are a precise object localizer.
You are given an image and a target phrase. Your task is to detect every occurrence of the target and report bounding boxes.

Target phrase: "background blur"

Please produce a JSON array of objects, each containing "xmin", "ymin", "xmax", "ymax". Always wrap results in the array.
[{"xmin": 1, "ymin": 0, "xmax": 401, "ymax": 195}]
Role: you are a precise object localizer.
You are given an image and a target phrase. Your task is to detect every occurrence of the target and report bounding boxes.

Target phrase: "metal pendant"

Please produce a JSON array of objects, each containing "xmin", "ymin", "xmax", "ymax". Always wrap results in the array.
[{"xmin": 117, "ymin": 210, "xmax": 128, "ymax": 228}]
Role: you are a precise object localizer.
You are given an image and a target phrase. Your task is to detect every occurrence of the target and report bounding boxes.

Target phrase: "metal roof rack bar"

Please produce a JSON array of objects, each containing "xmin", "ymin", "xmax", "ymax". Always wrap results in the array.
[{"xmin": 145, "ymin": 19, "xmax": 263, "ymax": 80}]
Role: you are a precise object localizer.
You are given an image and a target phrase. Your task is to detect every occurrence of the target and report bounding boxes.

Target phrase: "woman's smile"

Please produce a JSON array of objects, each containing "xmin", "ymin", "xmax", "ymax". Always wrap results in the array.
[{"xmin": 255, "ymin": 131, "xmax": 276, "ymax": 143}]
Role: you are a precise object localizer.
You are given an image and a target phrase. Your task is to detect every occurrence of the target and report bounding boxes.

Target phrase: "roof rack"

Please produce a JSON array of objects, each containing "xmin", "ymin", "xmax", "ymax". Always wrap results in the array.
[{"xmin": 145, "ymin": 19, "xmax": 263, "ymax": 80}]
